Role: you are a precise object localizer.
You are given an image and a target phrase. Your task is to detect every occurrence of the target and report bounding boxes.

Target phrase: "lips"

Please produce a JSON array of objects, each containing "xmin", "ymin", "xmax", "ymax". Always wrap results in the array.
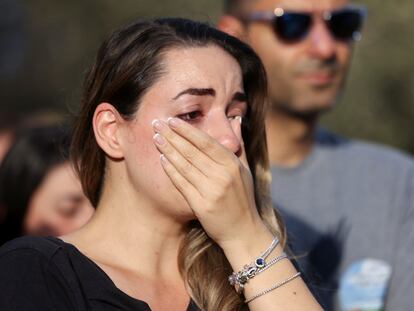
[{"xmin": 297, "ymin": 70, "xmax": 338, "ymax": 86}]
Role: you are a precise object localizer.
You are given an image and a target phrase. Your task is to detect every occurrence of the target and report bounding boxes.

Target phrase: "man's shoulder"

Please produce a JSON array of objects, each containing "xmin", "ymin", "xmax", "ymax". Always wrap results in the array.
[
  {"xmin": 0, "ymin": 236, "xmax": 65, "ymax": 261},
  {"xmin": 316, "ymin": 129, "xmax": 414, "ymax": 170},
  {"xmin": 343, "ymin": 139, "xmax": 413, "ymax": 166}
]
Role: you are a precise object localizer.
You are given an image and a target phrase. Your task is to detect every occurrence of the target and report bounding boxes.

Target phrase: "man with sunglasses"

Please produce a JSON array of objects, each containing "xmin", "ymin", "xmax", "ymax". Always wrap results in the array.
[{"xmin": 218, "ymin": 1, "xmax": 414, "ymax": 310}]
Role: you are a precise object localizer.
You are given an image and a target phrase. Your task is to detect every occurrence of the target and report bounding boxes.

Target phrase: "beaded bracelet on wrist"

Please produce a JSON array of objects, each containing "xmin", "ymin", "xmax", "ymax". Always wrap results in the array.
[{"xmin": 228, "ymin": 236, "xmax": 280, "ymax": 294}]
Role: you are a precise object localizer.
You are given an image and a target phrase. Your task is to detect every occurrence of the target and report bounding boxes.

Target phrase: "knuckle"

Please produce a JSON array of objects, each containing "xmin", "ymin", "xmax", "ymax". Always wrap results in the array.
[
  {"xmin": 205, "ymin": 177, "xmax": 228, "ymax": 201},
  {"xmin": 201, "ymin": 137, "xmax": 215, "ymax": 152},
  {"xmin": 228, "ymin": 159, "xmax": 243, "ymax": 177},
  {"xmin": 218, "ymin": 171, "xmax": 234, "ymax": 190},
  {"xmin": 162, "ymin": 141, "xmax": 174, "ymax": 154},
  {"xmin": 182, "ymin": 149, "xmax": 196, "ymax": 161},
  {"xmin": 181, "ymin": 159, "xmax": 193, "ymax": 173}
]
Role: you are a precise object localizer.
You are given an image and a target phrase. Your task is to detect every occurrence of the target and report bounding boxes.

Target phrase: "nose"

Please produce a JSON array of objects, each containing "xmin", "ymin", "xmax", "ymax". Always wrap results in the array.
[
  {"xmin": 307, "ymin": 18, "xmax": 336, "ymax": 60},
  {"xmin": 205, "ymin": 115, "xmax": 242, "ymax": 155}
]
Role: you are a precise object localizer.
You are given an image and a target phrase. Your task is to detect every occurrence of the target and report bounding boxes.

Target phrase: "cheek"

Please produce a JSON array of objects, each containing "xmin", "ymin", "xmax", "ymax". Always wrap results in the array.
[
  {"xmin": 24, "ymin": 196, "xmax": 53, "ymax": 233},
  {"xmin": 264, "ymin": 48, "xmax": 297, "ymax": 89},
  {"xmin": 125, "ymin": 122, "xmax": 169, "ymax": 191},
  {"xmin": 337, "ymin": 44, "xmax": 352, "ymax": 68},
  {"xmin": 50, "ymin": 203, "xmax": 94, "ymax": 236},
  {"xmin": 230, "ymin": 118, "xmax": 243, "ymax": 141},
  {"xmin": 250, "ymin": 27, "xmax": 294, "ymax": 72}
]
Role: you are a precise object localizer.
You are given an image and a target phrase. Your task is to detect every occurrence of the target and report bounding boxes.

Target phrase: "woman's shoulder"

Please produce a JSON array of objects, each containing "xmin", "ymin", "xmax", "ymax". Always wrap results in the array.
[
  {"xmin": 0, "ymin": 235, "xmax": 82, "ymax": 291},
  {"xmin": 0, "ymin": 235, "xmax": 76, "ymax": 288},
  {"xmin": 0, "ymin": 235, "xmax": 66, "ymax": 259},
  {"xmin": 0, "ymin": 236, "xmax": 84, "ymax": 310}
]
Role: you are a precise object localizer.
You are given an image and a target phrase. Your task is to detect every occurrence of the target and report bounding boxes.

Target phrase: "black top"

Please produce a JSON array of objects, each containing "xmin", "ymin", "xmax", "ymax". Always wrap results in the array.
[{"xmin": 0, "ymin": 236, "xmax": 199, "ymax": 311}]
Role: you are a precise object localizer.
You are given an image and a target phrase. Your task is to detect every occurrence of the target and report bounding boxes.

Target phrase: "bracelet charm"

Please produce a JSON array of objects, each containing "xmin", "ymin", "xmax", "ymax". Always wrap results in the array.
[
  {"xmin": 228, "ymin": 237, "xmax": 280, "ymax": 294},
  {"xmin": 255, "ymin": 257, "xmax": 266, "ymax": 268}
]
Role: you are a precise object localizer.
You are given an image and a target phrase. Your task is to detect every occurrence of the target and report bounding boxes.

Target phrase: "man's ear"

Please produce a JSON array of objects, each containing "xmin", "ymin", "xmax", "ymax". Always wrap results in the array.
[
  {"xmin": 217, "ymin": 15, "xmax": 247, "ymax": 41},
  {"xmin": 92, "ymin": 103, "xmax": 125, "ymax": 159}
]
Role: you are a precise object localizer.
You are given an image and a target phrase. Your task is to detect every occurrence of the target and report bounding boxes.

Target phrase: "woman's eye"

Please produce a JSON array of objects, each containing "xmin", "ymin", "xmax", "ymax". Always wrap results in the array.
[
  {"xmin": 177, "ymin": 111, "xmax": 202, "ymax": 122},
  {"xmin": 228, "ymin": 115, "xmax": 241, "ymax": 120},
  {"xmin": 58, "ymin": 205, "xmax": 79, "ymax": 218},
  {"xmin": 56, "ymin": 196, "xmax": 84, "ymax": 218},
  {"xmin": 227, "ymin": 114, "xmax": 244, "ymax": 124}
]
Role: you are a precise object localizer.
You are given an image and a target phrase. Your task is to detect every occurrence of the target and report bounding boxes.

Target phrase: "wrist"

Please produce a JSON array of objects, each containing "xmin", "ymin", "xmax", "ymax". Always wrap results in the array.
[{"xmin": 220, "ymin": 222, "xmax": 279, "ymax": 271}]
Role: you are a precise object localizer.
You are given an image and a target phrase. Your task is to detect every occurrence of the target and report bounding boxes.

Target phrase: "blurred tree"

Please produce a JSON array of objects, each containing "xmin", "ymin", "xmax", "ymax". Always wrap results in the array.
[
  {"xmin": 0, "ymin": 0, "xmax": 221, "ymax": 116},
  {"xmin": 321, "ymin": 0, "xmax": 414, "ymax": 153}
]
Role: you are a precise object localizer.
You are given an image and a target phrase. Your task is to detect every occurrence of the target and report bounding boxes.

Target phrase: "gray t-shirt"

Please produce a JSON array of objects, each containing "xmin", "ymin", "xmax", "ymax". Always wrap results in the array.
[{"xmin": 271, "ymin": 129, "xmax": 414, "ymax": 311}]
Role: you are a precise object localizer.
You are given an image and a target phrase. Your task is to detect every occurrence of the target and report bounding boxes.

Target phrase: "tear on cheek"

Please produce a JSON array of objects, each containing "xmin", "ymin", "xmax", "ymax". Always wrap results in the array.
[{"xmin": 230, "ymin": 119, "xmax": 243, "ymax": 141}]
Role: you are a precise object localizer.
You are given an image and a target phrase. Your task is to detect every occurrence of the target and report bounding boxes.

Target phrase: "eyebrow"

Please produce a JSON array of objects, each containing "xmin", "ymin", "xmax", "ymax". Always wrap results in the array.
[
  {"xmin": 233, "ymin": 92, "xmax": 247, "ymax": 102},
  {"xmin": 172, "ymin": 87, "xmax": 247, "ymax": 102},
  {"xmin": 173, "ymin": 88, "xmax": 215, "ymax": 100}
]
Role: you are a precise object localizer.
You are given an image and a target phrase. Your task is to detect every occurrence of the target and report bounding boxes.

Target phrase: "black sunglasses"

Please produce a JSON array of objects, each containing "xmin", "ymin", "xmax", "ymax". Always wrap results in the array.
[{"xmin": 247, "ymin": 5, "xmax": 366, "ymax": 43}]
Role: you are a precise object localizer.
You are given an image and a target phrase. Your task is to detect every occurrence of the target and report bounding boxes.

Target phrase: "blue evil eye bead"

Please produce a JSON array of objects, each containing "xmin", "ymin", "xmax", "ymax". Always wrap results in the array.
[{"xmin": 255, "ymin": 257, "xmax": 266, "ymax": 268}]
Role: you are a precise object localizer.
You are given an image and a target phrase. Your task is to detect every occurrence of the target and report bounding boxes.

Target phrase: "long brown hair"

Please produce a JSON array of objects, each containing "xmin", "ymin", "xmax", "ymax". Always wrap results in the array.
[{"xmin": 71, "ymin": 18, "xmax": 285, "ymax": 311}]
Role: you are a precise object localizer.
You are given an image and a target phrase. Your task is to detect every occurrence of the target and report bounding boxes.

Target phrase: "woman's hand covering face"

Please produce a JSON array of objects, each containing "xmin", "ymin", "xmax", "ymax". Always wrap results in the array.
[{"xmin": 152, "ymin": 117, "xmax": 264, "ymax": 248}]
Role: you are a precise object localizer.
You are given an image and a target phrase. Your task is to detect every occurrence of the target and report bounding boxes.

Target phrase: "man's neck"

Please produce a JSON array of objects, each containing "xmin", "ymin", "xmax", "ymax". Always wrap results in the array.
[{"xmin": 266, "ymin": 109, "xmax": 317, "ymax": 167}]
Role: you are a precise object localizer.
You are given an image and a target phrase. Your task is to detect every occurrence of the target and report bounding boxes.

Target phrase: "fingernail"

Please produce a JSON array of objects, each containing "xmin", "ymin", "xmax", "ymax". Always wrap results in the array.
[
  {"xmin": 160, "ymin": 154, "xmax": 168, "ymax": 165},
  {"xmin": 152, "ymin": 119, "xmax": 165, "ymax": 132},
  {"xmin": 153, "ymin": 133, "xmax": 165, "ymax": 145},
  {"xmin": 167, "ymin": 117, "xmax": 182, "ymax": 129}
]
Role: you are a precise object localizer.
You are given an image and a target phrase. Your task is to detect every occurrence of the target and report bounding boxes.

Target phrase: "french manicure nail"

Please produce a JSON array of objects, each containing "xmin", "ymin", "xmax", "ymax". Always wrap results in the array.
[
  {"xmin": 167, "ymin": 117, "xmax": 181, "ymax": 129},
  {"xmin": 153, "ymin": 133, "xmax": 165, "ymax": 145},
  {"xmin": 160, "ymin": 154, "xmax": 168, "ymax": 165},
  {"xmin": 152, "ymin": 119, "xmax": 164, "ymax": 132}
]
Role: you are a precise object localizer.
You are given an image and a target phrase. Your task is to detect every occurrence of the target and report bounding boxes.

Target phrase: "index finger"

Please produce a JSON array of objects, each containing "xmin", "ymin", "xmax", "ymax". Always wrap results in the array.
[{"xmin": 167, "ymin": 117, "xmax": 237, "ymax": 166}]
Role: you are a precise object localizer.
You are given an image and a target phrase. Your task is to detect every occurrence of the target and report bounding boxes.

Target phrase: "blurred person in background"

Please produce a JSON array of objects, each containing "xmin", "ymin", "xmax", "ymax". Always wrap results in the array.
[
  {"xmin": 0, "ymin": 111, "xmax": 68, "ymax": 165},
  {"xmin": 218, "ymin": 0, "xmax": 414, "ymax": 310},
  {"xmin": 0, "ymin": 115, "xmax": 19, "ymax": 164},
  {"xmin": 0, "ymin": 114, "xmax": 21, "ymax": 222},
  {"xmin": 0, "ymin": 127, "xmax": 13, "ymax": 164},
  {"xmin": 0, "ymin": 124, "xmax": 94, "ymax": 245}
]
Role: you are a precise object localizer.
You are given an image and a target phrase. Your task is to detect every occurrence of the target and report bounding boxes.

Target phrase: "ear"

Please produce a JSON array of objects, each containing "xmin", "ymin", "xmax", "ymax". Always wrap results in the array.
[
  {"xmin": 217, "ymin": 15, "xmax": 247, "ymax": 41},
  {"xmin": 92, "ymin": 103, "xmax": 125, "ymax": 159}
]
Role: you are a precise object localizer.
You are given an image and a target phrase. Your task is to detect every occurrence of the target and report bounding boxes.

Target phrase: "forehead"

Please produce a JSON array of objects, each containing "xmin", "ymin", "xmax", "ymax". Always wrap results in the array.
[
  {"xmin": 250, "ymin": 0, "xmax": 350, "ymax": 12},
  {"xmin": 156, "ymin": 45, "xmax": 243, "ymax": 90}
]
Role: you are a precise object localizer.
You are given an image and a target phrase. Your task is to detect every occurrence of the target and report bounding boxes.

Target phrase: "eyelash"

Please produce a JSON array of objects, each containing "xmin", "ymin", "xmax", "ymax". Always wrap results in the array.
[
  {"xmin": 177, "ymin": 110, "xmax": 246, "ymax": 124},
  {"xmin": 177, "ymin": 110, "xmax": 203, "ymax": 123}
]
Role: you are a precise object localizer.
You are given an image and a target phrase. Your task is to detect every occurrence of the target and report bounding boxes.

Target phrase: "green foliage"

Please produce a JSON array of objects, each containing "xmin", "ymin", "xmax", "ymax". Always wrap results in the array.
[{"xmin": 321, "ymin": 0, "xmax": 414, "ymax": 154}]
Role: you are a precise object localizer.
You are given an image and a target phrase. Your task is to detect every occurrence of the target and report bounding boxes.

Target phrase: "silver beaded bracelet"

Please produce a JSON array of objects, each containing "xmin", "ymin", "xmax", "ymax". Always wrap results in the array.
[
  {"xmin": 228, "ymin": 237, "xmax": 279, "ymax": 294},
  {"xmin": 244, "ymin": 272, "xmax": 302, "ymax": 303},
  {"xmin": 256, "ymin": 252, "xmax": 287, "ymax": 275}
]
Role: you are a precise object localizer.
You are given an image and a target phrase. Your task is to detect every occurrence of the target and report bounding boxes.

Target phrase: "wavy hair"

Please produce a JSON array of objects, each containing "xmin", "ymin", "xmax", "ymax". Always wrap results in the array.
[{"xmin": 70, "ymin": 18, "xmax": 285, "ymax": 311}]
